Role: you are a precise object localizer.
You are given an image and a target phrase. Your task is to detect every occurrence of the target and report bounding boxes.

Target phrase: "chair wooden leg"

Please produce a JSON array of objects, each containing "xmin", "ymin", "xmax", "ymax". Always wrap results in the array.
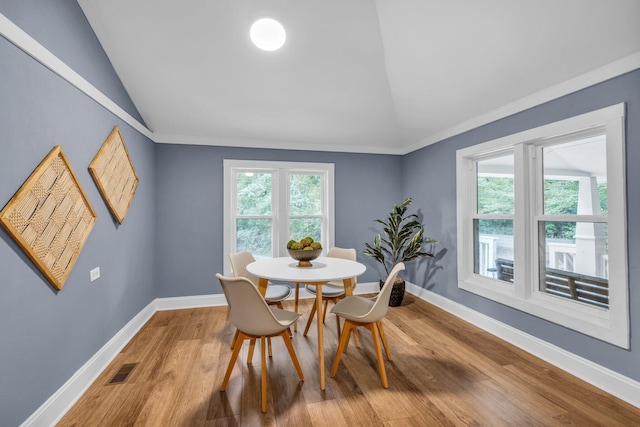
[
  {"xmin": 335, "ymin": 315, "xmax": 341, "ymax": 340},
  {"xmin": 247, "ymin": 338, "xmax": 256, "ymax": 364},
  {"xmin": 322, "ymin": 299, "xmax": 329, "ymax": 323},
  {"xmin": 280, "ymin": 330, "xmax": 304, "ymax": 380},
  {"xmin": 230, "ymin": 329, "xmax": 239, "ymax": 349},
  {"xmin": 377, "ymin": 321, "xmax": 392, "ymax": 360},
  {"xmin": 261, "ymin": 336, "xmax": 267, "ymax": 412},
  {"xmin": 330, "ymin": 321, "xmax": 353, "ymax": 377},
  {"xmin": 370, "ymin": 323, "xmax": 389, "ymax": 388},
  {"xmin": 268, "ymin": 336, "xmax": 273, "ymax": 357},
  {"xmin": 352, "ymin": 323, "xmax": 361, "ymax": 347},
  {"xmin": 294, "ymin": 283, "xmax": 300, "ymax": 332},
  {"xmin": 221, "ymin": 332, "xmax": 245, "ymax": 391},
  {"xmin": 303, "ymin": 300, "xmax": 317, "ymax": 336}
]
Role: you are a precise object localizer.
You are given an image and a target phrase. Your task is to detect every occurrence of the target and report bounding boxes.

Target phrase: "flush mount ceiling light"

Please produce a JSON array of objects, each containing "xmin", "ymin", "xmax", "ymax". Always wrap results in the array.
[{"xmin": 250, "ymin": 18, "xmax": 286, "ymax": 51}]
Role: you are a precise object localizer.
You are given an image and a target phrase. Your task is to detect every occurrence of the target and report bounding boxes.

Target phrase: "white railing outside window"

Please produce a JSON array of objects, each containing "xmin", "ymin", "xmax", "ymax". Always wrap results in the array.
[{"xmin": 456, "ymin": 104, "xmax": 628, "ymax": 348}]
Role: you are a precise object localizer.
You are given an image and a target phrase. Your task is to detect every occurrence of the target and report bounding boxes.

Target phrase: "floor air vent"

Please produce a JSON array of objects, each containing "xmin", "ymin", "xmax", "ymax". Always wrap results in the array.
[{"xmin": 108, "ymin": 363, "xmax": 137, "ymax": 384}]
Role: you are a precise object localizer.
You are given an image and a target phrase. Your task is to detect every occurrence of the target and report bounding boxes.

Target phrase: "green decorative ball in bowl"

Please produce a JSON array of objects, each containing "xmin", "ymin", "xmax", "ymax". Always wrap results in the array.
[{"xmin": 287, "ymin": 237, "xmax": 323, "ymax": 267}]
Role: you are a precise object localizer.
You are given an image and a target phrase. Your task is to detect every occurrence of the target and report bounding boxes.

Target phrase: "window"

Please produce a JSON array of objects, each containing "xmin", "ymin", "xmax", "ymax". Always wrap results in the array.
[
  {"xmin": 474, "ymin": 153, "xmax": 515, "ymax": 281},
  {"xmin": 223, "ymin": 160, "xmax": 334, "ymax": 274},
  {"xmin": 537, "ymin": 137, "xmax": 609, "ymax": 308},
  {"xmin": 457, "ymin": 104, "xmax": 628, "ymax": 348}
]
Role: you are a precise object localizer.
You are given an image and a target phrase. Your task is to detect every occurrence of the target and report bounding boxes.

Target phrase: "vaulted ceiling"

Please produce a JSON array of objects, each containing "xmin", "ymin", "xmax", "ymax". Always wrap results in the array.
[{"xmin": 78, "ymin": 0, "xmax": 640, "ymax": 155}]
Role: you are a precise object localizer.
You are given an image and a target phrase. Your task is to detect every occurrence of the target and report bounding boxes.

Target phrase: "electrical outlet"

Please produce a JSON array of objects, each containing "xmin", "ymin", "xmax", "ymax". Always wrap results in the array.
[{"xmin": 90, "ymin": 267, "xmax": 100, "ymax": 282}]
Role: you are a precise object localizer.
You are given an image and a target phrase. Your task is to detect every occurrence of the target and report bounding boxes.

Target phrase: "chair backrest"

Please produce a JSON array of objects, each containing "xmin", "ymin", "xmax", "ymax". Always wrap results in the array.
[
  {"xmin": 327, "ymin": 247, "xmax": 358, "ymax": 287},
  {"xmin": 229, "ymin": 251, "xmax": 259, "ymax": 286},
  {"xmin": 359, "ymin": 262, "xmax": 405, "ymax": 323},
  {"xmin": 216, "ymin": 273, "xmax": 287, "ymax": 336},
  {"xmin": 327, "ymin": 247, "xmax": 356, "ymax": 261}
]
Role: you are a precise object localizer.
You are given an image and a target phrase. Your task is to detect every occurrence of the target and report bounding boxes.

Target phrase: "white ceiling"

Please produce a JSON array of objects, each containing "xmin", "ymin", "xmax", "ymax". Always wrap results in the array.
[{"xmin": 78, "ymin": 0, "xmax": 640, "ymax": 155}]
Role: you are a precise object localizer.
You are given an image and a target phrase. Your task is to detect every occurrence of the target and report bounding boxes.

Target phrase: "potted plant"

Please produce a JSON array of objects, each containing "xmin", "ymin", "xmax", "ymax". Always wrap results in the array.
[{"xmin": 363, "ymin": 197, "xmax": 436, "ymax": 306}]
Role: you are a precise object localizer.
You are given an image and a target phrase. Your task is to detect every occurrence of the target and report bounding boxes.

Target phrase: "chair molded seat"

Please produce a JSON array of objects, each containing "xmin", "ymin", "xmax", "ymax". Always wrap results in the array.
[
  {"xmin": 229, "ymin": 251, "xmax": 292, "ymax": 305},
  {"xmin": 330, "ymin": 262, "xmax": 405, "ymax": 388},
  {"xmin": 229, "ymin": 251, "xmax": 293, "ymax": 354},
  {"xmin": 299, "ymin": 247, "xmax": 357, "ymax": 337},
  {"xmin": 216, "ymin": 274, "xmax": 304, "ymax": 412},
  {"xmin": 269, "ymin": 306, "xmax": 301, "ymax": 327},
  {"xmin": 330, "ymin": 293, "xmax": 376, "ymax": 319},
  {"xmin": 304, "ymin": 283, "xmax": 345, "ymax": 298},
  {"xmin": 265, "ymin": 284, "xmax": 293, "ymax": 301}
]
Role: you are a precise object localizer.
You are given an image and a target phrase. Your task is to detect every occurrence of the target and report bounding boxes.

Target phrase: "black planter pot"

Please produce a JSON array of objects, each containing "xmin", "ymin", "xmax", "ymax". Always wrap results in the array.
[{"xmin": 379, "ymin": 278, "xmax": 405, "ymax": 307}]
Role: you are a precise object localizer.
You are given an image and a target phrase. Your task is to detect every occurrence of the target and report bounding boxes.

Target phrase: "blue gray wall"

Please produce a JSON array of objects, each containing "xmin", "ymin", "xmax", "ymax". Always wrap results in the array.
[
  {"xmin": 403, "ymin": 70, "xmax": 640, "ymax": 382},
  {"xmin": 0, "ymin": 0, "xmax": 144, "ymax": 124},
  {"xmin": 0, "ymin": 1, "xmax": 155, "ymax": 425},
  {"xmin": 155, "ymin": 144, "xmax": 403, "ymax": 297}
]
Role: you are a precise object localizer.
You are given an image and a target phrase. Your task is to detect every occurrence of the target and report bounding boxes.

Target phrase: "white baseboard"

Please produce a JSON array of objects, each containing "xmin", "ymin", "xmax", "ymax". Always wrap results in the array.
[
  {"xmin": 154, "ymin": 282, "xmax": 381, "ymax": 311},
  {"xmin": 29, "ymin": 280, "xmax": 636, "ymax": 427},
  {"xmin": 406, "ymin": 282, "xmax": 640, "ymax": 409},
  {"xmin": 155, "ymin": 294, "xmax": 227, "ymax": 310},
  {"xmin": 22, "ymin": 282, "xmax": 381, "ymax": 425},
  {"xmin": 21, "ymin": 300, "xmax": 157, "ymax": 427}
]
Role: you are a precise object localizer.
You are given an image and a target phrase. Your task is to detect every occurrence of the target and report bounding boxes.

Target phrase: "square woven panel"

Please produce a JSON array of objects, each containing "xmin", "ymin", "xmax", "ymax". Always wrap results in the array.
[
  {"xmin": 0, "ymin": 146, "xmax": 97, "ymax": 290},
  {"xmin": 89, "ymin": 126, "xmax": 138, "ymax": 224}
]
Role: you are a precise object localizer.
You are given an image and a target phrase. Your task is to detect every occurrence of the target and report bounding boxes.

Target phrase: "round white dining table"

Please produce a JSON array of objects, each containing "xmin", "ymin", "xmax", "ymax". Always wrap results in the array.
[{"xmin": 247, "ymin": 256, "xmax": 366, "ymax": 390}]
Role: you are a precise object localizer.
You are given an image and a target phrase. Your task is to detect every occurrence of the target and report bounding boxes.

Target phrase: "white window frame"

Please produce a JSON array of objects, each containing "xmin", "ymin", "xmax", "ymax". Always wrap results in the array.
[
  {"xmin": 456, "ymin": 103, "xmax": 628, "ymax": 348},
  {"xmin": 223, "ymin": 159, "xmax": 335, "ymax": 275}
]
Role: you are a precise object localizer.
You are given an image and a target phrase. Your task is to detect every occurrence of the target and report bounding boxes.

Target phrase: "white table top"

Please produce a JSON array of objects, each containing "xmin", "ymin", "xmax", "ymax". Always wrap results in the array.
[{"xmin": 247, "ymin": 256, "xmax": 366, "ymax": 283}]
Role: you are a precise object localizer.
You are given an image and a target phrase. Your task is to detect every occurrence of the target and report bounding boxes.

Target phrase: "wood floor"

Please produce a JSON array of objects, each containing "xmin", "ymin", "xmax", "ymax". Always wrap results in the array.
[{"xmin": 58, "ymin": 294, "xmax": 640, "ymax": 426}]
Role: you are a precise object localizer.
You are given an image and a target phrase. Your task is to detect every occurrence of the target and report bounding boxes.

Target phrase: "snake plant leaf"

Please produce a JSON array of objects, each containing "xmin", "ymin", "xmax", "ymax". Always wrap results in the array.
[{"xmin": 363, "ymin": 197, "xmax": 437, "ymax": 278}]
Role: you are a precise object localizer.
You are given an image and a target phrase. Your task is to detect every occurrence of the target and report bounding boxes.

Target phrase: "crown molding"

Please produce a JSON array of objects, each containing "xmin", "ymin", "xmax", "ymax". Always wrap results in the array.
[
  {"xmin": 401, "ymin": 51, "xmax": 640, "ymax": 155},
  {"xmin": 3, "ymin": 11, "xmax": 638, "ymax": 156},
  {"xmin": 0, "ymin": 12, "xmax": 152, "ymax": 140},
  {"xmin": 152, "ymin": 133, "xmax": 400, "ymax": 155}
]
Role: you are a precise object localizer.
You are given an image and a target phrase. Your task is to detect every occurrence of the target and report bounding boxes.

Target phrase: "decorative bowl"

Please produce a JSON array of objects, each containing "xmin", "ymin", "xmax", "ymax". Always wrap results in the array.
[{"xmin": 287, "ymin": 248, "xmax": 322, "ymax": 267}]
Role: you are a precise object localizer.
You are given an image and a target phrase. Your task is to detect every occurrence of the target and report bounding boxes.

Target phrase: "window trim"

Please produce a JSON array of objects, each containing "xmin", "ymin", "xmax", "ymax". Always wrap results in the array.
[
  {"xmin": 456, "ymin": 103, "xmax": 628, "ymax": 348},
  {"xmin": 223, "ymin": 159, "xmax": 335, "ymax": 275}
]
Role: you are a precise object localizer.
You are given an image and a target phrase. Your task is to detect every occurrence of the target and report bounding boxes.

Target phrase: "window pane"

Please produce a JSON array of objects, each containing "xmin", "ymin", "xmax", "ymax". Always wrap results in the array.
[
  {"xmin": 289, "ymin": 218, "xmax": 321, "ymax": 243},
  {"xmin": 543, "ymin": 136, "xmax": 606, "ymax": 216},
  {"xmin": 474, "ymin": 219, "xmax": 514, "ymax": 282},
  {"xmin": 290, "ymin": 174, "xmax": 321, "ymax": 215},
  {"xmin": 544, "ymin": 180, "xmax": 578, "ymax": 215},
  {"xmin": 598, "ymin": 182, "xmax": 608, "ymax": 215},
  {"xmin": 476, "ymin": 155, "xmax": 514, "ymax": 214},
  {"xmin": 236, "ymin": 218, "xmax": 272, "ymax": 258},
  {"xmin": 538, "ymin": 221, "xmax": 608, "ymax": 308},
  {"xmin": 237, "ymin": 172, "xmax": 272, "ymax": 215}
]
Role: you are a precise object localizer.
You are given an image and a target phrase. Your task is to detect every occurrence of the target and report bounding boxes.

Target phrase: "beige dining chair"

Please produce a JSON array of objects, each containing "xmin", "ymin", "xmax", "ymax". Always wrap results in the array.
[
  {"xmin": 300, "ymin": 247, "xmax": 357, "ymax": 338},
  {"xmin": 229, "ymin": 251, "xmax": 292, "ymax": 307},
  {"xmin": 216, "ymin": 274, "xmax": 304, "ymax": 413},
  {"xmin": 329, "ymin": 262, "xmax": 405, "ymax": 388},
  {"xmin": 229, "ymin": 251, "xmax": 292, "ymax": 354}
]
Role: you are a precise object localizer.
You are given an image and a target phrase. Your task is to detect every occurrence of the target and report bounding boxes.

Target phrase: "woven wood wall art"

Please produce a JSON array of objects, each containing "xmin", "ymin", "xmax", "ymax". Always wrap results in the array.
[
  {"xmin": 89, "ymin": 126, "xmax": 138, "ymax": 224},
  {"xmin": 0, "ymin": 146, "xmax": 97, "ymax": 290}
]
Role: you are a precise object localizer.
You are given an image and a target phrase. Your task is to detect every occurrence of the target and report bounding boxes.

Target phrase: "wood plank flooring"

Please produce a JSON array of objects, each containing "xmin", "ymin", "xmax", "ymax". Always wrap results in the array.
[{"xmin": 58, "ymin": 294, "xmax": 640, "ymax": 426}]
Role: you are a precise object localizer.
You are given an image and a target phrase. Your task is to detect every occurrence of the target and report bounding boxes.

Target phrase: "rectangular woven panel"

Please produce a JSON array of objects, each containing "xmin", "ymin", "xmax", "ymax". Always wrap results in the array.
[
  {"xmin": 0, "ymin": 146, "xmax": 97, "ymax": 290},
  {"xmin": 89, "ymin": 126, "xmax": 138, "ymax": 224}
]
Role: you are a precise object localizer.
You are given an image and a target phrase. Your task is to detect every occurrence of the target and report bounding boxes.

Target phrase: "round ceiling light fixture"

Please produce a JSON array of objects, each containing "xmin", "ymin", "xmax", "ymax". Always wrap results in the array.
[{"xmin": 250, "ymin": 18, "xmax": 286, "ymax": 51}]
